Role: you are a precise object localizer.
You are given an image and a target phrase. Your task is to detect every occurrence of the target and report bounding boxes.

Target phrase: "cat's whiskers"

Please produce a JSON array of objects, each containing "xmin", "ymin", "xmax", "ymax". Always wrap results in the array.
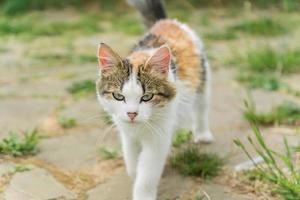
[
  {"xmin": 147, "ymin": 120, "xmax": 165, "ymax": 138},
  {"xmin": 96, "ymin": 123, "xmax": 117, "ymax": 146},
  {"xmin": 143, "ymin": 121, "xmax": 163, "ymax": 138},
  {"xmin": 79, "ymin": 113, "xmax": 105, "ymax": 123}
]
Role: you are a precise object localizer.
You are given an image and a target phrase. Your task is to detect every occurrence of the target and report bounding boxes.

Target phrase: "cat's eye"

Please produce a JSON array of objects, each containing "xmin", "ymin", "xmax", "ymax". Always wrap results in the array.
[
  {"xmin": 141, "ymin": 93, "xmax": 154, "ymax": 102},
  {"xmin": 112, "ymin": 92, "xmax": 125, "ymax": 101}
]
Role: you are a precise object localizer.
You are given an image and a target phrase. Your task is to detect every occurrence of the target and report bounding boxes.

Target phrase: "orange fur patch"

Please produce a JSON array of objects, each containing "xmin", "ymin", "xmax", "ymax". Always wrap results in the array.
[
  {"xmin": 150, "ymin": 20, "xmax": 203, "ymax": 91},
  {"xmin": 127, "ymin": 51, "xmax": 150, "ymax": 73}
]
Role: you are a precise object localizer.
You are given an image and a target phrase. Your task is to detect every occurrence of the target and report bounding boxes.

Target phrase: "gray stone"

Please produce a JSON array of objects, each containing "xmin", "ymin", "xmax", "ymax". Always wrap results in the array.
[
  {"xmin": 4, "ymin": 168, "xmax": 75, "ymax": 200},
  {"xmin": 0, "ymin": 163, "xmax": 15, "ymax": 177},
  {"xmin": 200, "ymin": 183, "xmax": 252, "ymax": 200},
  {"xmin": 60, "ymin": 98, "xmax": 103, "ymax": 127},
  {"xmin": 37, "ymin": 128, "xmax": 119, "ymax": 170},
  {"xmin": 0, "ymin": 98, "xmax": 57, "ymax": 137},
  {"xmin": 87, "ymin": 169, "xmax": 193, "ymax": 200}
]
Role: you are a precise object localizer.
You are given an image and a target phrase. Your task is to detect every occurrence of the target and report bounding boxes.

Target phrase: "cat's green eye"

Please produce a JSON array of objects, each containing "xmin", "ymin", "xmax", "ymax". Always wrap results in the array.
[
  {"xmin": 112, "ymin": 92, "xmax": 125, "ymax": 101},
  {"xmin": 141, "ymin": 93, "xmax": 154, "ymax": 102}
]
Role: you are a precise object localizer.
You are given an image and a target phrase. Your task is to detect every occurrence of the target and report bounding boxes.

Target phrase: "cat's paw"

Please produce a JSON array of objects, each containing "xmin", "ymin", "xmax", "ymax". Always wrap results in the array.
[{"xmin": 193, "ymin": 131, "xmax": 214, "ymax": 143}]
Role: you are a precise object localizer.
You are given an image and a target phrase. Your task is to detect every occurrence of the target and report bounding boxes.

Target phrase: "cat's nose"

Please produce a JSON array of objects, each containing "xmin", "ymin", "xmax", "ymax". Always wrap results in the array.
[{"xmin": 127, "ymin": 112, "xmax": 138, "ymax": 121}]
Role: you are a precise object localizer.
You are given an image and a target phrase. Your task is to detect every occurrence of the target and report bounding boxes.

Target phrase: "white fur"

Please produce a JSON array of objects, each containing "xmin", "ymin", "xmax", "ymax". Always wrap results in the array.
[{"xmin": 97, "ymin": 22, "xmax": 213, "ymax": 200}]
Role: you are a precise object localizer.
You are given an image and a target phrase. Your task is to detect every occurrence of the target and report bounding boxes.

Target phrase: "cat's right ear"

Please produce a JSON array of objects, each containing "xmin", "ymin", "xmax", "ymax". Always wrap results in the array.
[{"xmin": 98, "ymin": 43, "xmax": 122, "ymax": 73}]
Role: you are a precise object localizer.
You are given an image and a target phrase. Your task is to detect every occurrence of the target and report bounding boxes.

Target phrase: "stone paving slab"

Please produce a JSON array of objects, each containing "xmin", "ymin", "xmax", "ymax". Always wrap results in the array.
[
  {"xmin": 0, "ymin": 79, "xmax": 68, "ymax": 98},
  {"xmin": 0, "ymin": 163, "xmax": 15, "ymax": 177},
  {"xmin": 200, "ymin": 183, "xmax": 252, "ymax": 200},
  {"xmin": 37, "ymin": 128, "xmax": 119, "ymax": 170},
  {"xmin": 0, "ymin": 98, "xmax": 57, "ymax": 136},
  {"xmin": 4, "ymin": 168, "xmax": 75, "ymax": 200},
  {"xmin": 87, "ymin": 169, "xmax": 193, "ymax": 200},
  {"xmin": 60, "ymin": 98, "xmax": 103, "ymax": 127}
]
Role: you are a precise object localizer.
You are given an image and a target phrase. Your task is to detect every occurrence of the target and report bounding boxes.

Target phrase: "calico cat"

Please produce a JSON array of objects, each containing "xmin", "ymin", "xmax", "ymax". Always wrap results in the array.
[{"xmin": 96, "ymin": 0, "xmax": 214, "ymax": 199}]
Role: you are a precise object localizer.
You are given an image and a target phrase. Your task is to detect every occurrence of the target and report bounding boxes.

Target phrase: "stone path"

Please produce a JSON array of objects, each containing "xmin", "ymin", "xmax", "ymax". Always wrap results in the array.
[
  {"xmin": 1, "ymin": 64, "xmax": 299, "ymax": 200},
  {"xmin": 0, "ymin": 9, "xmax": 299, "ymax": 199}
]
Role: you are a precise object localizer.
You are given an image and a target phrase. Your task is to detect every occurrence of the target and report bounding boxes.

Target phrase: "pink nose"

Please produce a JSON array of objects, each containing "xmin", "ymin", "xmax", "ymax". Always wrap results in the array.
[{"xmin": 127, "ymin": 112, "xmax": 138, "ymax": 121}]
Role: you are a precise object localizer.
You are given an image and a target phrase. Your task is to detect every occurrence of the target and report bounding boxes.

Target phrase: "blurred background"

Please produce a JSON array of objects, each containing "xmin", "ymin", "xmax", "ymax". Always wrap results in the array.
[{"xmin": 0, "ymin": 0, "xmax": 299, "ymax": 200}]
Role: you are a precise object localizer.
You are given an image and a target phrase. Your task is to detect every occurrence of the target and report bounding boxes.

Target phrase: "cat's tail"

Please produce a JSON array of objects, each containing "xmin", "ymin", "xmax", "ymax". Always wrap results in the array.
[{"xmin": 127, "ymin": 0, "xmax": 167, "ymax": 28}]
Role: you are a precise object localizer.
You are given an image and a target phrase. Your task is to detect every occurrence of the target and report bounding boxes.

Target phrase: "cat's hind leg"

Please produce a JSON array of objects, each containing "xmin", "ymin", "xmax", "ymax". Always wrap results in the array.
[{"xmin": 192, "ymin": 59, "xmax": 214, "ymax": 143}]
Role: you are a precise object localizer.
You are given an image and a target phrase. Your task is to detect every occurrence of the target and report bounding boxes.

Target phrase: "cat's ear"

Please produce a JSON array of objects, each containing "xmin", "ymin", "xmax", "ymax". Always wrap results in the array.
[
  {"xmin": 145, "ymin": 45, "xmax": 171, "ymax": 75},
  {"xmin": 98, "ymin": 43, "xmax": 122, "ymax": 72}
]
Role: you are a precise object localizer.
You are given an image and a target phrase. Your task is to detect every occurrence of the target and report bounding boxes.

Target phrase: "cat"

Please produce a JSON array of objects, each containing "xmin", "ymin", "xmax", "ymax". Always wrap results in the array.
[{"xmin": 96, "ymin": 0, "xmax": 214, "ymax": 199}]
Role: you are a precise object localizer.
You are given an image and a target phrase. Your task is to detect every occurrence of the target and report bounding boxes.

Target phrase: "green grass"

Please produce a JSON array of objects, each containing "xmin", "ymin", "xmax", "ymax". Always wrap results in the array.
[
  {"xmin": 244, "ymin": 100, "xmax": 300, "ymax": 126},
  {"xmin": 171, "ymin": 147, "xmax": 223, "ymax": 179},
  {"xmin": 111, "ymin": 14, "xmax": 143, "ymax": 35},
  {"xmin": 58, "ymin": 117, "xmax": 77, "ymax": 129},
  {"xmin": 235, "ymin": 46, "xmax": 300, "ymax": 91},
  {"xmin": 0, "ymin": 129, "xmax": 40, "ymax": 156},
  {"xmin": 172, "ymin": 129, "xmax": 192, "ymax": 147},
  {"xmin": 0, "ymin": 14, "xmax": 102, "ymax": 38},
  {"xmin": 33, "ymin": 52, "xmax": 96, "ymax": 67},
  {"xmin": 237, "ymin": 73, "xmax": 281, "ymax": 91},
  {"xmin": 231, "ymin": 17, "xmax": 288, "ymax": 36},
  {"xmin": 67, "ymin": 79, "xmax": 95, "ymax": 97},
  {"xmin": 234, "ymin": 125, "xmax": 300, "ymax": 200},
  {"xmin": 2, "ymin": 0, "xmax": 300, "ymax": 15},
  {"xmin": 99, "ymin": 147, "xmax": 119, "ymax": 160},
  {"xmin": 14, "ymin": 164, "xmax": 32, "ymax": 172},
  {"xmin": 204, "ymin": 30, "xmax": 237, "ymax": 41},
  {"xmin": 246, "ymin": 47, "xmax": 300, "ymax": 74},
  {"xmin": 1, "ymin": 0, "xmax": 82, "ymax": 15}
]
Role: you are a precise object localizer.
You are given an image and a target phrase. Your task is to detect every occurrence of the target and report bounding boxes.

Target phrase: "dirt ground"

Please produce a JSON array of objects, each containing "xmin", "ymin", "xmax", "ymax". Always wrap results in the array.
[{"xmin": 0, "ymin": 7, "xmax": 299, "ymax": 200}]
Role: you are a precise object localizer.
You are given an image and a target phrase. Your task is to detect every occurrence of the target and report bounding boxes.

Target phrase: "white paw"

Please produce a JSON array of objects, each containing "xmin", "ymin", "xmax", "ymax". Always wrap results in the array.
[{"xmin": 193, "ymin": 132, "xmax": 214, "ymax": 143}]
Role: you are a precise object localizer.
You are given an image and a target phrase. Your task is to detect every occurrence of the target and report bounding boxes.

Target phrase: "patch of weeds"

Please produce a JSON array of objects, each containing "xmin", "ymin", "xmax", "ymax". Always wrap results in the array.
[
  {"xmin": 236, "ymin": 46, "xmax": 300, "ymax": 91},
  {"xmin": 67, "ymin": 79, "xmax": 95, "ymax": 97},
  {"xmin": 111, "ymin": 15, "xmax": 143, "ymax": 35},
  {"xmin": 1, "ymin": 0, "xmax": 82, "ymax": 15},
  {"xmin": 244, "ymin": 100, "xmax": 300, "ymax": 126},
  {"xmin": 0, "ymin": 129, "xmax": 40, "ymax": 156},
  {"xmin": 204, "ymin": 30, "xmax": 237, "ymax": 41},
  {"xmin": 0, "ymin": 17, "xmax": 31, "ymax": 35},
  {"xmin": 33, "ymin": 51, "xmax": 96, "ymax": 67},
  {"xmin": 57, "ymin": 71, "xmax": 78, "ymax": 80},
  {"xmin": 78, "ymin": 54, "xmax": 96, "ymax": 63},
  {"xmin": 171, "ymin": 147, "xmax": 223, "ymax": 179},
  {"xmin": 234, "ymin": 125, "xmax": 300, "ymax": 200},
  {"xmin": 246, "ymin": 47, "xmax": 300, "ymax": 74},
  {"xmin": 33, "ymin": 53, "xmax": 72, "ymax": 66},
  {"xmin": 195, "ymin": 195, "xmax": 207, "ymax": 200},
  {"xmin": 58, "ymin": 117, "xmax": 77, "ymax": 129},
  {"xmin": 0, "ymin": 14, "xmax": 101, "ymax": 39},
  {"xmin": 230, "ymin": 17, "xmax": 287, "ymax": 36},
  {"xmin": 172, "ymin": 129, "xmax": 192, "ymax": 147},
  {"xmin": 0, "ymin": 46, "xmax": 8, "ymax": 53},
  {"xmin": 14, "ymin": 164, "xmax": 32, "ymax": 172},
  {"xmin": 237, "ymin": 73, "xmax": 281, "ymax": 91},
  {"xmin": 99, "ymin": 147, "xmax": 118, "ymax": 160}
]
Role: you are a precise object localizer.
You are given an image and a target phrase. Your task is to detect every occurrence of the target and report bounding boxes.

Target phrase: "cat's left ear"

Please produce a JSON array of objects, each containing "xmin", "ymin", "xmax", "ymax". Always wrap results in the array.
[
  {"xmin": 98, "ymin": 43, "xmax": 122, "ymax": 72},
  {"xmin": 145, "ymin": 45, "xmax": 171, "ymax": 75}
]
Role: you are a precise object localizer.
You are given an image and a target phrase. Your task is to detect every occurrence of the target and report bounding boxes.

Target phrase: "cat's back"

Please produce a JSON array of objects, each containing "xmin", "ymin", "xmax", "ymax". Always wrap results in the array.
[{"xmin": 149, "ymin": 19, "xmax": 205, "ymax": 91}]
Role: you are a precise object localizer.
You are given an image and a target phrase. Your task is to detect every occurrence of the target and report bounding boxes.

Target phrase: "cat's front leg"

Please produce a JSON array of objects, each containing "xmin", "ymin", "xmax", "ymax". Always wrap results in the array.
[
  {"xmin": 120, "ymin": 132, "xmax": 141, "ymax": 179},
  {"xmin": 133, "ymin": 137, "xmax": 171, "ymax": 200}
]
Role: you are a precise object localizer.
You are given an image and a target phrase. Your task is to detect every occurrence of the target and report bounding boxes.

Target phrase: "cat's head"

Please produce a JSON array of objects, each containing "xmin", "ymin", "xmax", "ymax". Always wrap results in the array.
[{"xmin": 96, "ymin": 43, "xmax": 176, "ymax": 124}]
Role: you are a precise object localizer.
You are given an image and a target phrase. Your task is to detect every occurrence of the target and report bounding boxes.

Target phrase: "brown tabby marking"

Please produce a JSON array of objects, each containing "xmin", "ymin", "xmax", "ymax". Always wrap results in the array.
[
  {"xmin": 139, "ymin": 67, "xmax": 176, "ymax": 107},
  {"xmin": 96, "ymin": 60, "xmax": 131, "ymax": 99},
  {"xmin": 97, "ymin": 57, "xmax": 176, "ymax": 106}
]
